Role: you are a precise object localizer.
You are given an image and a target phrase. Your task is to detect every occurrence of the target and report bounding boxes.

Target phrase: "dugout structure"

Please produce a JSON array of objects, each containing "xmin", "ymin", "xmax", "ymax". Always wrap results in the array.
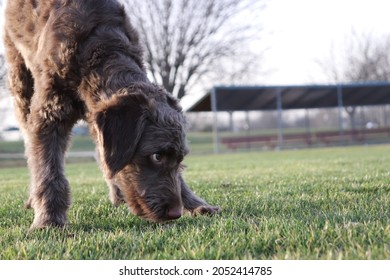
[{"xmin": 183, "ymin": 83, "xmax": 390, "ymax": 153}]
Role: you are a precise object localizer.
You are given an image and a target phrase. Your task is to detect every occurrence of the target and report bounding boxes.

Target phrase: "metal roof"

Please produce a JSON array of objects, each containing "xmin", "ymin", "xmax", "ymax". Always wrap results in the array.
[{"xmin": 184, "ymin": 83, "xmax": 390, "ymax": 112}]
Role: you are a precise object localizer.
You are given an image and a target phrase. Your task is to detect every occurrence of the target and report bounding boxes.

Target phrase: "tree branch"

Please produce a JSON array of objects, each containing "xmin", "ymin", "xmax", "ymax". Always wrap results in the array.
[{"xmin": 125, "ymin": 0, "xmax": 267, "ymax": 97}]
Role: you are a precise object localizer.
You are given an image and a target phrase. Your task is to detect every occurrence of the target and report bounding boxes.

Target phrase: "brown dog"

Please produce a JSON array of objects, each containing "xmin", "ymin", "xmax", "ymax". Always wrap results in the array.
[{"xmin": 4, "ymin": 0, "xmax": 220, "ymax": 229}]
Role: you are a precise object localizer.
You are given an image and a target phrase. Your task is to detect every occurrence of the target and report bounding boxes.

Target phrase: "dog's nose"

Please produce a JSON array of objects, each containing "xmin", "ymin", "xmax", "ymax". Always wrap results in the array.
[{"xmin": 166, "ymin": 206, "xmax": 182, "ymax": 220}]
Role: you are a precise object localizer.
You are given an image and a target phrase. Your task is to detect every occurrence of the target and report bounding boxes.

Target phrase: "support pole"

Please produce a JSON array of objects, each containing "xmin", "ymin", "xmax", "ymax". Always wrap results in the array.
[
  {"xmin": 337, "ymin": 85, "xmax": 345, "ymax": 146},
  {"xmin": 228, "ymin": 111, "xmax": 234, "ymax": 132},
  {"xmin": 245, "ymin": 110, "xmax": 251, "ymax": 150},
  {"xmin": 276, "ymin": 87, "xmax": 283, "ymax": 149},
  {"xmin": 360, "ymin": 107, "xmax": 365, "ymax": 130},
  {"xmin": 305, "ymin": 109, "xmax": 311, "ymax": 133},
  {"xmin": 305, "ymin": 108, "xmax": 311, "ymax": 146},
  {"xmin": 211, "ymin": 88, "xmax": 219, "ymax": 154}
]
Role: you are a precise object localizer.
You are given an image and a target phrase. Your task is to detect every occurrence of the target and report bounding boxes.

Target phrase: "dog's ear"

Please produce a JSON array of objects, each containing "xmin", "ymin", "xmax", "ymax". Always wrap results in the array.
[{"xmin": 96, "ymin": 94, "xmax": 148, "ymax": 177}]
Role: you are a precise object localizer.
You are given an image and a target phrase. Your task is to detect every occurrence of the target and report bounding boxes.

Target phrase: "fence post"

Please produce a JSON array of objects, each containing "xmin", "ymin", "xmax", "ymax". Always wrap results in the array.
[
  {"xmin": 276, "ymin": 87, "xmax": 283, "ymax": 149},
  {"xmin": 211, "ymin": 87, "xmax": 219, "ymax": 154},
  {"xmin": 337, "ymin": 85, "xmax": 345, "ymax": 146}
]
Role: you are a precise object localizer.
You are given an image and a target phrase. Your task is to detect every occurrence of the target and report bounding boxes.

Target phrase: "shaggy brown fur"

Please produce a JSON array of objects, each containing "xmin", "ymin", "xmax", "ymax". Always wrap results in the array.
[{"xmin": 4, "ymin": 0, "xmax": 220, "ymax": 229}]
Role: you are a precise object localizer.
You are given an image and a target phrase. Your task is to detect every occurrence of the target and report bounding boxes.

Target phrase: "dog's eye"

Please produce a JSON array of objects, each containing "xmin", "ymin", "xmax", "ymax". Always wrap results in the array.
[{"xmin": 151, "ymin": 153, "xmax": 163, "ymax": 163}]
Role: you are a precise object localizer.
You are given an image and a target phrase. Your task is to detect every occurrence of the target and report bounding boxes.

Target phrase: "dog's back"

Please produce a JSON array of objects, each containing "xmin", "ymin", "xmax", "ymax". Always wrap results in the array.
[
  {"xmin": 5, "ymin": 0, "xmax": 130, "ymax": 50},
  {"xmin": 4, "ymin": 0, "xmax": 143, "ymax": 90}
]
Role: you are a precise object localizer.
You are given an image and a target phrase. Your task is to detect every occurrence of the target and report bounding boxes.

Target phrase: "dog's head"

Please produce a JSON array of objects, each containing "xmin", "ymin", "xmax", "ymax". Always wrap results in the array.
[{"xmin": 94, "ymin": 86, "xmax": 188, "ymax": 222}]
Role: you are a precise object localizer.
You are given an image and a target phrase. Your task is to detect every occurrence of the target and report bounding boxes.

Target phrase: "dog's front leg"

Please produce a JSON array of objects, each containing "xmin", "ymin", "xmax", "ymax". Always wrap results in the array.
[
  {"xmin": 94, "ymin": 148, "xmax": 125, "ymax": 206},
  {"xmin": 26, "ymin": 94, "xmax": 76, "ymax": 229},
  {"xmin": 180, "ymin": 175, "xmax": 221, "ymax": 216}
]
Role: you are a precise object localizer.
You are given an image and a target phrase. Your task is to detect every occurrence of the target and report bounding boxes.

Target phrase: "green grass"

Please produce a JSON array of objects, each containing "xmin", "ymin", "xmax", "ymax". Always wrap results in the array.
[
  {"xmin": 0, "ymin": 145, "xmax": 389, "ymax": 259},
  {"xmin": 0, "ymin": 134, "xmax": 215, "ymax": 154},
  {"xmin": 0, "ymin": 136, "xmax": 95, "ymax": 153}
]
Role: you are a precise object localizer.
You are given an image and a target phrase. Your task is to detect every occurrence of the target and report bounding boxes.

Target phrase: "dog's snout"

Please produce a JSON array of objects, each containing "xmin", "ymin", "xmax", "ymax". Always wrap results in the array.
[{"xmin": 166, "ymin": 206, "xmax": 183, "ymax": 220}]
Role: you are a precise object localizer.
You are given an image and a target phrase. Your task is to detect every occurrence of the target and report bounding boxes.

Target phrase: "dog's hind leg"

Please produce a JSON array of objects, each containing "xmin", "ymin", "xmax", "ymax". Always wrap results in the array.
[{"xmin": 4, "ymin": 33, "xmax": 34, "ymax": 127}]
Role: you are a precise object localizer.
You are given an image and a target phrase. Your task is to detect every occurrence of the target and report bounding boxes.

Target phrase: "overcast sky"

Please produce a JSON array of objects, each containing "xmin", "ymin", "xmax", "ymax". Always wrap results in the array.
[{"xmin": 259, "ymin": 0, "xmax": 390, "ymax": 85}]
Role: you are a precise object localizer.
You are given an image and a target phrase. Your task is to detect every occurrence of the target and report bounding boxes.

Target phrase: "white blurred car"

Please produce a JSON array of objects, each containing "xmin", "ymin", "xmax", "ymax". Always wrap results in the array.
[{"xmin": 1, "ymin": 126, "xmax": 23, "ymax": 141}]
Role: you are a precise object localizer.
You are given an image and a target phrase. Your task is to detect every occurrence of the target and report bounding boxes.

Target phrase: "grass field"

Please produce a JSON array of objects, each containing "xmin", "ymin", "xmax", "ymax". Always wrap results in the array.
[{"xmin": 0, "ymin": 145, "xmax": 389, "ymax": 259}]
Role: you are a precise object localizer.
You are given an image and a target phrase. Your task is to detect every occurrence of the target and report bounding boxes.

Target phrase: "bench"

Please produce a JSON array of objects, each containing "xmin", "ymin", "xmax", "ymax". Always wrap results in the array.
[
  {"xmin": 221, "ymin": 133, "xmax": 313, "ymax": 150},
  {"xmin": 221, "ymin": 128, "xmax": 390, "ymax": 150}
]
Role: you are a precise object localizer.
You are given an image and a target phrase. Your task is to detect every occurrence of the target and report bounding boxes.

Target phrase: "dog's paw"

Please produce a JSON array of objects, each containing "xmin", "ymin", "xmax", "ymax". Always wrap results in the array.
[
  {"xmin": 109, "ymin": 184, "xmax": 126, "ymax": 206},
  {"xmin": 24, "ymin": 198, "xmax": 32, "ymax": 209},
  {"xmin": 110, "ymin": 196, "xmax": 126, "ymax": 207},
  {"xmin": 191, "ymin": 205, "xmax": 221, "ymax": 216},
  {"xmin": 29, "ymin": 218, "xmax": 66, "ymax": 231},
  {"xmin": 28, "ymin": 211, "xmax": 67, "ymax": 231}
]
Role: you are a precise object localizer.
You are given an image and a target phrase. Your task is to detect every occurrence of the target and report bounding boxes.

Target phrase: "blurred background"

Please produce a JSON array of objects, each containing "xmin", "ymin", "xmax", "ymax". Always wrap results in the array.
[{"xmin": 1, "ymin": 0, "xmax": 390, "ymax": 162}]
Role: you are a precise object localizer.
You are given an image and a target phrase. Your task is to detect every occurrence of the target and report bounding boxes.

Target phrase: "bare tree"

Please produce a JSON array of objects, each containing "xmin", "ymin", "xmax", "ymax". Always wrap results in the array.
[
  {"xmin": 124, "ymin": 0, "xmax": 267, "ymax": 98},
  {"xmin": 318, "ymin": 30, "xmax": 390, "ymax": 83},
  {"xmin": 317, "ymin": 30, "xmax": 390, "ymax": 129}
]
